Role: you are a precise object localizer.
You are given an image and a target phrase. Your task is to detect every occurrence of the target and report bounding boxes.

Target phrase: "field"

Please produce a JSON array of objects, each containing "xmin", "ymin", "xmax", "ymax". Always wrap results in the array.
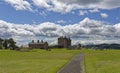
[
  {"xmin": 0, "ymin": 49, "xmax": 80, "ymax": 73},
  {"xmin": 1, "ymin": 49, "xmax": 120, "ymax": 73},
  {"xmin": 84, "ymin": 49, "xmax": 120, "ymax": 73}
]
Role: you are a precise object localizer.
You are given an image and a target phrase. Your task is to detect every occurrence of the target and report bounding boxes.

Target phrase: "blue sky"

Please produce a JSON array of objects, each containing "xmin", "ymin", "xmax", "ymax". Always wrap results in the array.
[
  {"xmin": 0, "ymin": 0, "xmax": 120, "ymax": 24},
  {"xmin": 0, "ymin": 0, "xmax": 120, "ymax": 46}
]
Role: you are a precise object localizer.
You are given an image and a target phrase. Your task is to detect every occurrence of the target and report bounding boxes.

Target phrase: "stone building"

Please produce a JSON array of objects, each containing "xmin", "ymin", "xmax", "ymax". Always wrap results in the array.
[
  {"xmin": 77, "ymin": 43, "xmax": 82, "ymax": 49},
  {"xmin": 28, "ymin": 40, "xmax": 48, "ymax": 49},
  {"xmin": 58, "ymin": 36, "xmax": 71, "ymax": 48}
]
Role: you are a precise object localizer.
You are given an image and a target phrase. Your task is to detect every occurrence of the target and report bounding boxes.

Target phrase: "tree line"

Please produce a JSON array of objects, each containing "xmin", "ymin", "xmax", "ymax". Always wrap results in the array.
[{"xmin": 0, "ymin": 38, "xmax": 18, "ymax": 50}]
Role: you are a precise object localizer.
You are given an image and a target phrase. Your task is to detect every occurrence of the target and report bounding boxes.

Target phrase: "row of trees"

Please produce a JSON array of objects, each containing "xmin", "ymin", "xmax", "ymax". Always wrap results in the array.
[{"xmin": 0, "ymin": 38, "xmax": 18, "ymax": 50}]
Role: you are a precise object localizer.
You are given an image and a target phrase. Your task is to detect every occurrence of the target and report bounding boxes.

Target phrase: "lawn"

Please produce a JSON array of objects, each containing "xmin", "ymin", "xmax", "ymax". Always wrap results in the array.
[
  {"xmin": 0, "ymin": 49, "xmax": 80, "ymax": 73},
  {"xmin": 84, "ymin": 49, "xmax": 120, "ymax": 73},
  {"xmin": 1, "ymin": 49, "xmax": 120, "ymax": 73}
]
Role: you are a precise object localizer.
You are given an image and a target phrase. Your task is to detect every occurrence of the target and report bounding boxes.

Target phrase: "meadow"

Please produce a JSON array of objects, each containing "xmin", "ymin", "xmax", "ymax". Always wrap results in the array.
[
  {"xmin": 0, "ymin": 49, "xmax": 80, "ymax": 73},
  {"xmin": 84, "ymin": 49, "xmax": 120, "ymax": 73},
  {"xmin": 0, "ymin": 49, "xmax": 120, "ymax": 73}
]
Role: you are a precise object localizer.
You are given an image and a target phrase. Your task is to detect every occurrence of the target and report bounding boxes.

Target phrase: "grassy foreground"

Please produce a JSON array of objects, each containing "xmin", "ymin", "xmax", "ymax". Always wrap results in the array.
[
  {"xmin": 0, "ymin": 49, "xmax": 80, "ymax": 73},
  {"xmin": 84, "ymin": 49, "xmax": 120, "ymax": 73},
  {"xmin": 1, "ymin": 49, "xmax": 120, "ymax": 73}
]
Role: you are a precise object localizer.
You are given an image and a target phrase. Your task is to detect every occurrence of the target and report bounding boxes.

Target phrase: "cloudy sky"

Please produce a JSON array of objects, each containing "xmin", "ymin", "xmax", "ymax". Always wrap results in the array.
[{"xmin": 0, "ymin": 0, "xmax": 120, "ymax": 46}]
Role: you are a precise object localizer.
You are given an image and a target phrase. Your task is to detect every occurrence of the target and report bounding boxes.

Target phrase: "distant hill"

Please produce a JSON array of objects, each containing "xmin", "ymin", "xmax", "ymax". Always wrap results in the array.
[{"xmin": 84, "ymin": 43, "xmax": 120, "ymax": 49}]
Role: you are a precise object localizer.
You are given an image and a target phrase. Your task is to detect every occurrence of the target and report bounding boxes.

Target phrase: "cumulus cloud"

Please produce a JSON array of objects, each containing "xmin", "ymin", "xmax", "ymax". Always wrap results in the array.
[
  {"xmin": 5, "ymin": 0, "xmax": 32, "ymax": 11},
  {"xmin": 32, "ymin": 0, "xmax": 51, "ymax": 8},
  {"xmin": 32, "ymin": 0, "xmax": 120, "ymax": 13},
  {"xmin": 4, "ymin": 0, "xmax": 120, "ymax": 13},
  {"xmin": 58, "ymin": 0, "xmax": 120, "ymax": 9},
  {"xmin": 101, "ymin": 13, "xmax": 109, "ymax": 18},
  {"xmin": 0, "ymin": 18, "xmax": 120, "ymax": 45},
  {"xmin": 79, "ymin": 10, "xmax": 88, "ymax": 16}
]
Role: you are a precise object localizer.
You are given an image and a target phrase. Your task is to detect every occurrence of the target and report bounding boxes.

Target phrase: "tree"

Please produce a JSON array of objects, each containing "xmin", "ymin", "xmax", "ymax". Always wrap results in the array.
[
  {"xmin": 0, "ymin": 38, "xmax": 4, "ymax": 49},
  {"xmin": 3, "ymin": 39, "xmax": 8, "ymax": 49},
  {"xmin": 8, "ymin": 38, "xmax": 16, "ymax": 50}
]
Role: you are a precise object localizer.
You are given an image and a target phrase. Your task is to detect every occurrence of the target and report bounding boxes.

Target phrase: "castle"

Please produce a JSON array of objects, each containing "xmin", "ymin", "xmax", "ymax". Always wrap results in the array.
[
  {"xmin": 58, "ymin": 36, "xmax": 71, "ymax": 48},
  {"xmin": 28, "ymin": 40, "xmax": 48, "ymax": 49},
  {"xmin": 28, "ymin": 36, "xmax": 72, "ymax": 49}
]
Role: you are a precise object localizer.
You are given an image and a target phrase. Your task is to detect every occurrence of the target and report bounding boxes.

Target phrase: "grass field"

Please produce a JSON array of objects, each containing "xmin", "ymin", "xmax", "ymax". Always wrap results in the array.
[
  {"xmin": 1, "ymin": 49, "xmax": 120, "ymax": 73},
  {"xmin": 0, "ymin": 49, "xmax": 80, "ymax": 73},
  {"xmin": 84, "ymin": 49, "xmax": 120, "ymax": 73}
]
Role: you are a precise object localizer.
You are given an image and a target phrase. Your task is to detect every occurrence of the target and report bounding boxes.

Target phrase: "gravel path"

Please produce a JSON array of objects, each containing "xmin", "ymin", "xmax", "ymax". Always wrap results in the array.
[{"xmin": 57, "ymin": 53, "xmax": 84, "ymax": 73}]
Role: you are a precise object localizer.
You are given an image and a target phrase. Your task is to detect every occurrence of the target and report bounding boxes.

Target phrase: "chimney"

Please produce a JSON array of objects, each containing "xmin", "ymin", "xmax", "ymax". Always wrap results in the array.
[
  {"xmin": 32, "ymin": 40, "xmax": 34, "ymax": 43},
  {"xmin": 41, "ymin": 40, "xmax": 43, "ymax": 43},
  {"xmin": 37, "ymin": 40, "xmax": 39, "ymax": 43}
]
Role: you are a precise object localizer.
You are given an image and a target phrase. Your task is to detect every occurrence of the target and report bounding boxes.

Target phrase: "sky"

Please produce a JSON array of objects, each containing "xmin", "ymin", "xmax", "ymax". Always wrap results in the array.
[{"xmin": 0, "ymin": 0, "xmax": 120, "ymax": 46}]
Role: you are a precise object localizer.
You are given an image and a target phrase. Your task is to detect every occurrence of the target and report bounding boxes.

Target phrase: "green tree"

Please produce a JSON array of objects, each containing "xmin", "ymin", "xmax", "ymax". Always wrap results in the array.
[
  {"xmin": 3, "ymin": 39, "xmax": 8, "ymax": 49},
  {"xmin": 0, "ymin": 38, "xmax": 4, "ymax": 49},
  {"xmin": 8, "ymin": 38, "xmax": 16, "ymax": 50}
]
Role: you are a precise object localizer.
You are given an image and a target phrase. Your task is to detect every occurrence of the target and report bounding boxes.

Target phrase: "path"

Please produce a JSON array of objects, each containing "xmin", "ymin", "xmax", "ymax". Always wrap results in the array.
[{"xmin": 57, "ymin": 53, "xmax": 84, "ymax": 73}]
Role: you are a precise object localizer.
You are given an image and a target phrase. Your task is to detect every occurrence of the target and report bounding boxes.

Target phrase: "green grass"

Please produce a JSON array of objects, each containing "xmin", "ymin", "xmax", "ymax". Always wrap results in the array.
[
  {"xmin": 84, "ymin": 49, "xmax": 120, "ymax": 73},
  {"xmin": 1, "ymin": 49, "xmax": 120, "ymax": 73},
  {"xmin": 0, "ymin": 49, "xmax": 80, "ymax": 73}
]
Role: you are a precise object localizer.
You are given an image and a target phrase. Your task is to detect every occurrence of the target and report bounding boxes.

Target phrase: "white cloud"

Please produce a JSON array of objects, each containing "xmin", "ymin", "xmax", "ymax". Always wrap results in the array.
[
  {"xmin": 59, "ymin": 0, "xmax": 120, "ymax": 9},
  {"xmin": 45, "ymin": 0, "xmax": 80, "ymax": 14},
  {"xmin": 56, "ymin": 20, "xmax": 66, "ymax": 24},
  {"xmin": 79, "ymin": 10, "xmax": 88, "ymax": 16},
  {"xmin": 0, "ymin": 18, "xmax": 120, "ymax": 45},
  {"xmin": 101, "ymin": 13, "xmax": 109, "ymax": 18},
  {"xmin": 32, "ymin": 0, "xmax": 120, "ymax": 13},
  {"xmin": 5, "ymin": 0, "xmax": 32, "ymax": 11},
  {"xmin": 89, "ymin": 9, "xmax": 99, "ymax": 13},
  {"xmin": 4, "ymin": 0, "xmax": 120, "ymax": 14},
  {"xmin": 32, "ymin": 0, "xmax": 51, "ymax": 8}
]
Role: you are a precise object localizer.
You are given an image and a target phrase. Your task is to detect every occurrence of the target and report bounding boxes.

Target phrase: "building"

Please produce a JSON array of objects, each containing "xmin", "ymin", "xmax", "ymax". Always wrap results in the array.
[
  {"xmin": 28, "ymin": 40, "xmax": 48, "ymax": 49},
  {"xmin": 58, "ymin": 36, "xmax": 71, "ymax": 48},
  {"xmin": 77, "ymin": 43, "xmax": 82, "ymax": 49}
]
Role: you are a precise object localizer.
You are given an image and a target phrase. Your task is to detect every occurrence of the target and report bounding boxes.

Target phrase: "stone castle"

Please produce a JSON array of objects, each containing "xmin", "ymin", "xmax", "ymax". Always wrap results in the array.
[
  {"xmin": 28, "ymin": 40, "xmax": 48, "ymax": 49},
  {"xmin": 58, "ymin": 36, "xmax": 71, "ymax": 48},
  {"xmin": 28, "ymin": 36, "xmax": 72, "ymax": 49}
]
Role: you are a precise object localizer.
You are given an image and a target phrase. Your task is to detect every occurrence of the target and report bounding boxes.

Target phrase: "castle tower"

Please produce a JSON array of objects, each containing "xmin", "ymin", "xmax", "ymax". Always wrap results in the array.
[{"xmin": 58, "ymin": 36, "xmax": 71, "ymax": 48}]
